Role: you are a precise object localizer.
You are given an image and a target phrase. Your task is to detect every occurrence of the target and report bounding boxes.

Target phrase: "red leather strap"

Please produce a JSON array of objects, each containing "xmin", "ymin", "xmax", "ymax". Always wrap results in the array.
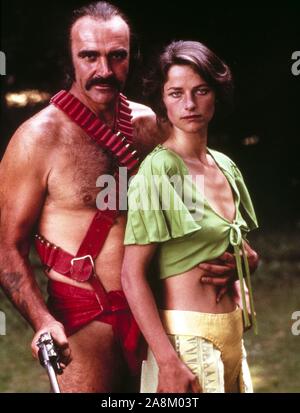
[
  {"xmin": 34, "ymin": 235, "xmax": 111, "ymax": 311},
  {"xmin": 70, "ymin": 209, "xmax": 118, "ymax": 281},
  {"xmin": 34, "ymin": 235, "xmax": 73, "ymax": 276},
  {"xmin": 34, "ymin": 91, "xmax": 140, "ymax": 308},
  {"xmin": 47, "ymin": 90, "xmax": 138, "ymax": 277}
]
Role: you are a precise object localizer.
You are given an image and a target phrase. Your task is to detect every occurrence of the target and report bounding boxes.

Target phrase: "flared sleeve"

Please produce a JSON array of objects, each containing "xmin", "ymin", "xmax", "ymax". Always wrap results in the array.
[{"xmin": 124, "ymin": 148, "xmax": 201, "ymax": 245}]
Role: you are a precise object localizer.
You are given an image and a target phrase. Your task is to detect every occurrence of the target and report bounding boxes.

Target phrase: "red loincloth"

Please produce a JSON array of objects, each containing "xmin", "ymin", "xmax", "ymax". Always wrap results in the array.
[{"xmin": 47, "ymin": 280, "xmax": 146, "ymax": 377}]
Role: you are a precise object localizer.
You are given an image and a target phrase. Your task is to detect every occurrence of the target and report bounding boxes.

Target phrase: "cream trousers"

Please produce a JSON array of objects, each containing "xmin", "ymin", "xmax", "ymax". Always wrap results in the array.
[{"xmin": 140, "ymin": 308, "xmax": 253, "ymax": 393}]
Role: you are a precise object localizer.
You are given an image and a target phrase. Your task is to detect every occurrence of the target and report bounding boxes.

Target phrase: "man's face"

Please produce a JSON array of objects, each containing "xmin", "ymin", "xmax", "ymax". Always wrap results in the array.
[{"xmin": 71, "ymin": 16, "xmax": 130, "ymax": 108}]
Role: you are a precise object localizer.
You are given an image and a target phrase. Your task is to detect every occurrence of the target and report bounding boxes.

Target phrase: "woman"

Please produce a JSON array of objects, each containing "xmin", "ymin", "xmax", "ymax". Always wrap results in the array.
[{"xmin": 121, "ymin": 41, "xmax": 258, "ymax": 393}]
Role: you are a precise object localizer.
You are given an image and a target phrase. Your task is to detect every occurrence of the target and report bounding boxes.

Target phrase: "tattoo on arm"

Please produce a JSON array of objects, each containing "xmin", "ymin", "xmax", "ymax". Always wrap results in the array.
[
  {"xmin": 0, "ymin": 272, "xmax": 23, "ymax": 297},
  {"xmin": 0, "ymin": 271, "xmax": 30, "ymax": 318}
]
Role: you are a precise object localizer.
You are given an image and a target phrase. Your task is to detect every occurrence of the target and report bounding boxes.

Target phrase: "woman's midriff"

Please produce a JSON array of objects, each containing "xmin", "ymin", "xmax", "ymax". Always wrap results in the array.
[{"xmin": 161, "ymin": 266, "xmax": 236, "ymax": 314}]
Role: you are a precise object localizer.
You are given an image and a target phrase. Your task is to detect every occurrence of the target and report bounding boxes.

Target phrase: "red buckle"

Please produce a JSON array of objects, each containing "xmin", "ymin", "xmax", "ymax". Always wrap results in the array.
[{"xmin": 70, "ymin": 254, "xmax": 95, "ymax": 283}]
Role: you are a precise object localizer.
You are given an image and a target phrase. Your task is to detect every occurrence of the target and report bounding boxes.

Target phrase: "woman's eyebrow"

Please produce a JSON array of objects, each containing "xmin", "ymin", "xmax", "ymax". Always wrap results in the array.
[
  {"xmin": 166, "ymin": 86, "xmax": 182, "ymax": 91},
  {"xmin": 167, "ymin": 83, "xmax": 209, "ymax": 91}
]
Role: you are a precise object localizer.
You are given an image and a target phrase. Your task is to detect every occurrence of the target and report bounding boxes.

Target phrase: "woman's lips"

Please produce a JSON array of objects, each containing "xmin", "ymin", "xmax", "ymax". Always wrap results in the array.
[{"xmin": 181, "ymin": 115, "xmax": 202, "ymax": 120}]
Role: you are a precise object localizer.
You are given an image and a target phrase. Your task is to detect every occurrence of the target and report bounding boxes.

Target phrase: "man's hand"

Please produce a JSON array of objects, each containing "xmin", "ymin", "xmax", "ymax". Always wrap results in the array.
[
  {"xmin": 157, "ymin": 359, "xmax": 202, "ymax": 393},
  {"xmin": 31, "ymin": 319, "xmax": 72, "ymax": 369},
  {"xmin": 199, "ymin": 251, "xmax": 236, "ymax": 287},
  {"xmin": 232, "ymin": 279, "xmax": 251, "ymax": 314},
  {"xmin": 243, "ymin": 241, "xmax": 259, "ymax": 273},
  {"xmin": 199, "ymin": 241, "xmax": 259, "ymax": 303}
]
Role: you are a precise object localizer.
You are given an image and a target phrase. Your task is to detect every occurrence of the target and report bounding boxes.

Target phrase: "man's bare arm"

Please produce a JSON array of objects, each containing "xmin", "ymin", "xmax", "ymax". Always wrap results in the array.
[{"xmin": 0, "ymin": 120, "xmax": 71, "ymax": 365}]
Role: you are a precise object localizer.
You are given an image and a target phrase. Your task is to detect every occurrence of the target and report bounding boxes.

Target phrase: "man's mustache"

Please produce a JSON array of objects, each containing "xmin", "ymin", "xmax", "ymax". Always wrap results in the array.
[{"xmin": 85, "ymin": 76, "xmax": 121, "ymax": 91}]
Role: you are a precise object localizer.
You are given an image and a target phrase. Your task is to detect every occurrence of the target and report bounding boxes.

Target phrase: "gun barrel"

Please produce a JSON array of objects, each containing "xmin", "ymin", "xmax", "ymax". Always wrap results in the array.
[
  {"xmin": 37, "ymin": 332, "xmax": 63, "ymax": 392},
  {"xmin": 45, "ymin": 362, "xmax": 61, "ymax": 393}
]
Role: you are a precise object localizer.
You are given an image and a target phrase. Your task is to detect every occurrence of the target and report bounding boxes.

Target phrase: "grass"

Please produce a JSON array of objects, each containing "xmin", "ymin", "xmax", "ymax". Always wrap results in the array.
[
  {"xmin": 0, "ymin": 250, "xmax": 49, "ymax": 392},
  {"xmin": 0, "ymin": 230, "xmax": 300, "ymax": 392},
  {"xmin": 244, "ymin": 230, "xmax": 300, "ymax": 392}
]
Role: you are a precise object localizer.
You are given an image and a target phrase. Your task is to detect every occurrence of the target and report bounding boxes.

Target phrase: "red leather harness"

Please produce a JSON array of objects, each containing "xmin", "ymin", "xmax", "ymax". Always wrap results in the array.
[{"xmin": 34, "ymin": 90, "xmax": 140, "ymax": 306}]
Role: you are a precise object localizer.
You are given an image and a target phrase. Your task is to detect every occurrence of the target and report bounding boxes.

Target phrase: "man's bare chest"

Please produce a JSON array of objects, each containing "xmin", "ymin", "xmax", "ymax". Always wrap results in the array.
[
  {"xmin": 45, "ymin": 104, "xmax": 160, "ymax": 209},
  {"xmin": 47, "ymin": 137, "xmax": 115, "ymax": 208}
]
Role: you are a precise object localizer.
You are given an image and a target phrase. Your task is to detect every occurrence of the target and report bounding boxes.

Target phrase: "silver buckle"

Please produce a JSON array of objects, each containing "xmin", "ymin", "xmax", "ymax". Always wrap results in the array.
[{"xmin": 71, "ymin": 254, "xmax": 95, "ymax": 271}]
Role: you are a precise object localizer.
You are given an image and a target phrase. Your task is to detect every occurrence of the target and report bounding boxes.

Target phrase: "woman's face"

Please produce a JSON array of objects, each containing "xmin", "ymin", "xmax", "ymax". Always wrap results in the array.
[{"xmin": 163, "ymin": 64, "xmax": 215, "ymax": 134}]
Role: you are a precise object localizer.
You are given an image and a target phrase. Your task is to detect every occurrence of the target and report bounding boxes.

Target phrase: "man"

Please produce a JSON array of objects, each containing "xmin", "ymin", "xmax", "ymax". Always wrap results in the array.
[{"xmin": 0, "ymin": 1, "xmax": 258, "ymax": 392}]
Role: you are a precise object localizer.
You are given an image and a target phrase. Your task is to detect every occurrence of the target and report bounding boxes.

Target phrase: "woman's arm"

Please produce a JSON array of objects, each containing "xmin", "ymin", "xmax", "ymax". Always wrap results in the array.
[{"xmin": 121, "ymin": 244, "xmax": 201, "ymax": 393}]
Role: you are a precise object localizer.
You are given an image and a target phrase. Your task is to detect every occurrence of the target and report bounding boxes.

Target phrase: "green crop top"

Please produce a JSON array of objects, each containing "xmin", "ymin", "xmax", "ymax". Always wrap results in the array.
[{"xmin": 124, "ymin": 144, "xmax": 258, "ymax": 332}]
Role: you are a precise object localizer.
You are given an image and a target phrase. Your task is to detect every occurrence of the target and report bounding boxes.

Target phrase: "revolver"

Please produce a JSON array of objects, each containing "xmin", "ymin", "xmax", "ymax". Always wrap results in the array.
[{"xmin": 37, "ymin": 332, "xmax": 63, "ymax": 393}]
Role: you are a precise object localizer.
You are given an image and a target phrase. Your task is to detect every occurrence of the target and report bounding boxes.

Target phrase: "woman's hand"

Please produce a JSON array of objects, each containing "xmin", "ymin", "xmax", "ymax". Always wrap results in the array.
[{"xmin": 157, "ymin": 358, "xmax": 202, "ymax": 393}]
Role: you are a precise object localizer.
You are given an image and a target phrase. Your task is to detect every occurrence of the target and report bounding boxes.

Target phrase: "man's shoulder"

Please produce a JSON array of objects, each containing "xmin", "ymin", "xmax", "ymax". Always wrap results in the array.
[
  {"xmin": 14, "ymin": 105, "xmax": 58, "ymax": 139},
  {"xmin": 0, "ymin": 105, "xmax": 65, "ymax": 176},
  {"xmin": 10, "ymin": 104, "xmax": 69, "ymax": 150},
  {"xmin": 128, "ymin": 100, "xmax": 156, "ymax": 122},
  {"xmin": 127, "ymin": 100, "xmax": 165, "ymax": 156}
]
